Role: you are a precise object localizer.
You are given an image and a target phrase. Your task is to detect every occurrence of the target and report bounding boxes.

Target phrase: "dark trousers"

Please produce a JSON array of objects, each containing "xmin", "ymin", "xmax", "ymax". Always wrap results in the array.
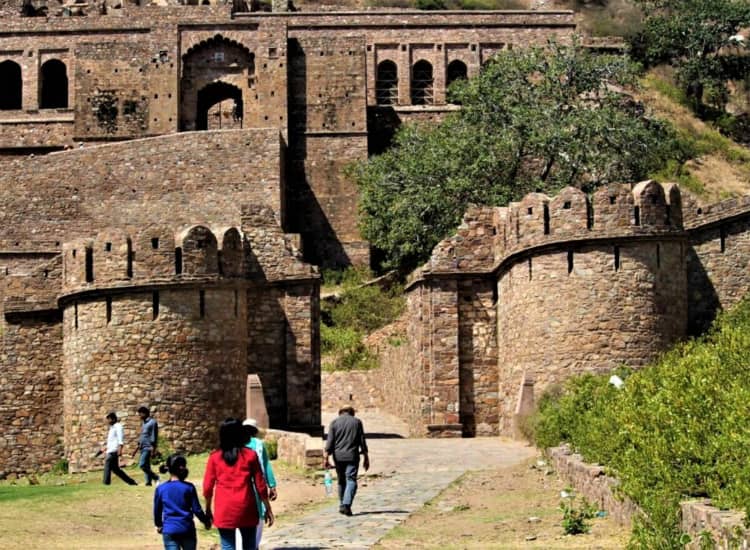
[{"xmin": 103, "ymin": 452, "xmax": 137, "ymax": 485}]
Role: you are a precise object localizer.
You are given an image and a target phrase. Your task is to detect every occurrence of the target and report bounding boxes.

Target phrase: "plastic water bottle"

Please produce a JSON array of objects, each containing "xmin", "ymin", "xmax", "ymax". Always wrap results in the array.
[{"xmin": 324, "ymin": 469, "xmax": 333, "ymax": 497}]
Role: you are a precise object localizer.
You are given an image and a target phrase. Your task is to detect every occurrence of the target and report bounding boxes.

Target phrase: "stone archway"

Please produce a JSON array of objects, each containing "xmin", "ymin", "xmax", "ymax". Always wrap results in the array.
[
  {"xmin": 197, "ymin": 81, "xmax": 243, "ymax": 130},
  {"xmin": 179, "ymin": 34, "xmax": 255, "ymax": 131}
]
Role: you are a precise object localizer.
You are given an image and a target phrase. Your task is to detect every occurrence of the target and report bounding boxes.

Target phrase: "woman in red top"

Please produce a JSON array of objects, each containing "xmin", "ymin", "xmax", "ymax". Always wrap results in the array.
[{"xmin": 203, "ymin": 418, "xmax": 275, "ymax": 550}]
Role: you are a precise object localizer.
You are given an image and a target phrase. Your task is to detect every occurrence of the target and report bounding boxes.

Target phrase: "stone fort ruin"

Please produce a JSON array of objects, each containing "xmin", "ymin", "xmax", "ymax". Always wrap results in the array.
[
  {"xmin": 0, "ymin": 1, "xmax": 577, "ymax": 476},
  {"xmin": 400, "ymin": 182, "xmax": 750, "ymax": 437}
]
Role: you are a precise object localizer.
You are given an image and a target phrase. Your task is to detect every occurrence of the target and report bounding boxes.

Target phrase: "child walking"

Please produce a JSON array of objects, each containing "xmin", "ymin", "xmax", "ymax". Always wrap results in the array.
[{"xmin": 154, "ymin": 454, "xmax": 211, "ymax": 550}]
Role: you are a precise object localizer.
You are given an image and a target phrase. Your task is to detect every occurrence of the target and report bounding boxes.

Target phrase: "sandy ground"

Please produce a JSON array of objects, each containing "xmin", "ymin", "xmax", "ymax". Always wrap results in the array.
[{"xmin": 373, "ymin": 455, "xmax": 630, "ymax": 550}]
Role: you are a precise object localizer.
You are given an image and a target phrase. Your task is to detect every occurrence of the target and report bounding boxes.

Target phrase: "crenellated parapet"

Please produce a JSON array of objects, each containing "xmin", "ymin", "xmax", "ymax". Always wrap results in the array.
[
  {"xmin": 59, "ymin": 212, "xmax": 317, "ymax": 299},
  {"xmin": 415, "ymin": 181, "xmax": 686, "ymax": 282}
]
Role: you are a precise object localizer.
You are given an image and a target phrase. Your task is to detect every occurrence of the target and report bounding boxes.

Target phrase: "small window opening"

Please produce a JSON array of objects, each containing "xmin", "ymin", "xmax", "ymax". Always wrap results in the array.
[
  {"xmin": 614, "ymin": 246, "xmax": 620, "ymax": 272},
  {"xmin": 234, "ymin": 289, "xmax": 239, "ymax": 318},
  {"xmin": 567, "ymin": 250, "xmax": 574, "ymax": 274},
  {"xmin": 151, "ymin": 237, "xmax": 159, "ymax": 249},
  {"xmin": 720, "ymin": 227, "xmax": 726, "ymax": 253},
  {"xmin": 74, "ymin": 302, "xmax": 78, "ymax": 329},
  {"xmin": 106, "ymin": 297, "xmax": 112, "ymax": 324},
  {"xmin": 43, "ymin": 269, "xmax": 49, "ymax": 278},
  {"xmin": 152, "ymin": 291, "xmax": 159, "ymax": 320},
  {"xmin": 609, "ymin": 196, "xmax": 616, "ymax": 205},
  {"xmin": 196, "ymin": 240, "xmax": 204, "ymax": 250},
  {"xmin": 85, "ymin": 248, "xmax": 93, "ymax": 283},
  {"xmin": 651, "ymin": 195, "xmax": 658, "ymax": 204},
  {"xmin": 563, "ymin": 201, "xmax": 571, "ymax": 209},
  {"xmin": 527, "ymin": 207, "xmax": 533, "ymax": 215},
  {"xmin": 656, "ymin": 244, "xmax": 661, "ymax": 268},
  {"xmin": 199, "ymin": 290, "xmax": 206, "ymax": 318},
  {"xmin": 528, "ymin": 257, "xmax": 532, "ymax": 280},
  {"xmin": 72, "ymin": 249, "xmax": 77, "ymax": 258},
  {"xmin": 634, "ymin": 206, "xmax": 641, "ymax": 226},
  {"xmin": 104, "ymin": 242, "xmax": 112, "ymax": 252},
  {"xmin": 175, "ymin": 247, "xmax": 183, "ymax": 275},
  {"xmin": 127, "ymin": 248, "xmax": 133, "ymax": 279},
  {"xmin": 543, "ymin": 204, "xmax": 550, "ymax": 235}
]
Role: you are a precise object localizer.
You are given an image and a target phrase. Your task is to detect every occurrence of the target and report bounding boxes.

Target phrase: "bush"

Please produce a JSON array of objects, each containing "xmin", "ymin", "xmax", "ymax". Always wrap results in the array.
[
  {"xmin": 321, "ymin": 325, "xmax": 379, "ymax": 371},
  {"xmin": 529, "ymin": 296, "xmax": 750, "ymax": 547},
  {"xmin": 325, "ymin": 284, "xmax": 405, "ymax": 334},
  {"xmin": 264, "ymin": 439, "xmax": 278, "ymax": 461},
  {"xmin": 560, "ymin": 494, "xmax": 597, "ymax": 535},
  {"xmin": 50, "ymin": 459, "xmax": 69, "ymax": 475}
]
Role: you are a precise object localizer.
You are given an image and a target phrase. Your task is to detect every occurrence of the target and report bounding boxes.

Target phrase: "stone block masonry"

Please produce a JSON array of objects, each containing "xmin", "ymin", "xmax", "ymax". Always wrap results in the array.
[{"xmin": 407, "ymin": 182, "xmax": 750, "ymax": 437}]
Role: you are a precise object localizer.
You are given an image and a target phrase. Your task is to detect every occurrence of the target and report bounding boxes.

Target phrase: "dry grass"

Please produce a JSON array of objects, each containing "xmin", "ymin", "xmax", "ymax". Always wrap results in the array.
[
  {"xmin": 639, "ymin": 67, "xmax": 750, "ymax": 203},
  {"xmin": 374, "ymin": 456, "xmax": 629, "ymax": 549}
]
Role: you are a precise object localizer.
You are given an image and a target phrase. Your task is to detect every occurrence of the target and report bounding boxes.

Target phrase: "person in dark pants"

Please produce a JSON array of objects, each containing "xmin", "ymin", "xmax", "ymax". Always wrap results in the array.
[
  {"xmin": 102, "ymin": 412, "xmax": 137, "ymax": 486},
  {"xmin": 133, "ymin": 406, "xmax": 160, "ymax": 486},
  {"xmin": 323, "ymin": 406, "xmax": 369, "ymax": 516}
]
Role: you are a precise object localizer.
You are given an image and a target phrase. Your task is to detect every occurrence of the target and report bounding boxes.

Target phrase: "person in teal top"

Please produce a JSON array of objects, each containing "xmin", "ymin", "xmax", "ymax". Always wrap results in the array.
[{"xmin": 242, "ymin": 418, "xmax": 277, "ymax": 549}]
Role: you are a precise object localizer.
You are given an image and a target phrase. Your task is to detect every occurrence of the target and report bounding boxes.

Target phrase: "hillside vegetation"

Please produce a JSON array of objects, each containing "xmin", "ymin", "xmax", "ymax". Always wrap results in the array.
[{"xmin": 527, "ymin": 297, "xmax": 750, "ymax": 548}]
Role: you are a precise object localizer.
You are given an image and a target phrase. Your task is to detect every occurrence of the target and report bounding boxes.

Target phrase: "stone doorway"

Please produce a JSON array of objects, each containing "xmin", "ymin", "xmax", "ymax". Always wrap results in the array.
[
  {"xmin": 197, "ymin": 81, "xmax": 243, "ymax": 130},
  {"xmin": 179, "ymin": 34, "xmax": 255, "ymax": 131}
]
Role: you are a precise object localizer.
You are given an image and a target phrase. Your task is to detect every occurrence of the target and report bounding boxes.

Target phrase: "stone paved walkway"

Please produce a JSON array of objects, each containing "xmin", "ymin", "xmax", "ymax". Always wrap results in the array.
[{"xmin": 262, "ymin": 411, "xmax": 536, "ymax": 549}]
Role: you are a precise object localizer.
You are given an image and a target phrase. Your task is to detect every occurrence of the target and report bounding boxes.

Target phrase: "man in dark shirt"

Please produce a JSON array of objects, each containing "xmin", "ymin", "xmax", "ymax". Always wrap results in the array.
[{"xmin": 324, "ymin": 406, "xmax": 369, "ymax": 516}]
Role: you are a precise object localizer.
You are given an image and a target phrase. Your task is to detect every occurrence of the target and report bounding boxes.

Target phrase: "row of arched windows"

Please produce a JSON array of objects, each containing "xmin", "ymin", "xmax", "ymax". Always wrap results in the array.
[
  {"xmin": 375, "ymin": 59, "xmax": 467, "ymax": 106},
  {"xmin": 0, "ymin": 59, "xmax": 69, "ymax": 111}
]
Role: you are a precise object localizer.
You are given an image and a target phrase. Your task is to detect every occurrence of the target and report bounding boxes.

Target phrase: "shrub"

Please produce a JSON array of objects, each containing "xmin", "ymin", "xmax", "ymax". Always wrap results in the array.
[
  {"xmin": 560, "ymin": 494, "xmax": 597, "ymax": 535},
  {"xmin": 321, "ymin": 325, "xmax": 379, "ymax": 371},
  {"xmin": 264, "ymin": 439, "xmax": 278, "ymax": 461},
  {"xmin": 50, "ymin": 459, "xmax": 69, "ymax": 475},
  {"xmin": 325, "ymin": 284, "xmax": 405, "ymax": 334},
  {"xmin": 530, "ymin": 296, "xmax": 750, "ymax": 547}
]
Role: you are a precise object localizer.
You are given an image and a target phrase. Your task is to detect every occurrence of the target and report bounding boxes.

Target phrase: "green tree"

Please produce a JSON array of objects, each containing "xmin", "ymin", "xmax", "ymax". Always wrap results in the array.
[
  {"xmin": 352, "ymin": 43, "xmax": 683, "ymax": 270},
  {"xmin": 630, "ymin": 0, "xmax": 750, "ymax": 114}
]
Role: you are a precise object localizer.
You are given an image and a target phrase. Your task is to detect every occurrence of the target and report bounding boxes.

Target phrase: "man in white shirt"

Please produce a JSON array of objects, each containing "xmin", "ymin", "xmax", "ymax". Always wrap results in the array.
[{"xmin": 102, "ymin": 412, "xmax": 137, "ymax": 485}]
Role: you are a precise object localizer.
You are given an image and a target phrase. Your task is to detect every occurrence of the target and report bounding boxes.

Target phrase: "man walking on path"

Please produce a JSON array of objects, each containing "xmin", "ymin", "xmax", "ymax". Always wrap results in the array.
[
  {"xmin": 102, "ymin": 412, "xmax": 137, "ymax": 486},
  {"xmin": 324, "ymin": 406, "xmax": 369, "ymax": 516},
  {"xmin": 133, "ymin": 406, "xmax": 160, "ymax": 486}
]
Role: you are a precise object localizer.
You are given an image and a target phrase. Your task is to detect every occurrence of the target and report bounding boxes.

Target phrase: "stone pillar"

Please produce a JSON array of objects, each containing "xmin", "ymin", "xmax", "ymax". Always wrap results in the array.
[
  {"xmin": 512, "ymin": 374, "xmax": 535, "ymax": 439},
  {"xmin": 283, "ymin": 281, "xmax": 322, "ymax": 435},
  {"xmin": 425, "ymin": 279, "xmax": 462, "ymax": 437},
  {"xmin": 246, "ymin": 374, "xmax": 270, "ymax": 429}
]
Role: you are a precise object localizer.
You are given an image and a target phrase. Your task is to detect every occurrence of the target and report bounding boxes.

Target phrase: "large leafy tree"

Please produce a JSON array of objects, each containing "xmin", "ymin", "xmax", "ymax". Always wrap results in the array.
[
  {"xmin": 630, "ymin": 0, "xmax": 750, "ymax": 113},
  {"xmin": 353, "ymin": 43, "xmax": 682, "ymax": 270}
]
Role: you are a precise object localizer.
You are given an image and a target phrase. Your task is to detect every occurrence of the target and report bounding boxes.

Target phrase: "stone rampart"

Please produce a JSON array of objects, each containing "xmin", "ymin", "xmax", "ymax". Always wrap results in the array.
[
  {"xmin": 0, "ymin": 129, "xmax": 283, "ymax": 251},
  {"xmin": 408, "ymin": 181, "xmax": 692, "ymax": 436}
]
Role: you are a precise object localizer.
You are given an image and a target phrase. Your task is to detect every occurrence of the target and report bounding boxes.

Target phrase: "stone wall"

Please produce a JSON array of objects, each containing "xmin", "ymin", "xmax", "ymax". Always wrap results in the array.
[
  {"xmin": 266, "ymin": 428, "xmax": 323, "ymax": 470},
  {"xmin": 0, "ymin": 129, "xmax": 283, "ymax": 253},
  {"xmin": 548, "ymin": 445, "xmax": 638, "ymax": 526},
  {"xmin": 687, "ymin": 205, "xmax": 750, "ymax": 334},
  {"xmin": 62, "ymin": 287, "xmax": 248, "ymax": 472},
  {"xmin": 0, "ymin": 311, "xmax": 63, "ymax": 478},
  {"xmin": 681, "ymin": 500, "xmax": 750, "ymax": 548},
  {"xmin": 551, "ymin": 445, "xmax": 750, "ymax": 548}
]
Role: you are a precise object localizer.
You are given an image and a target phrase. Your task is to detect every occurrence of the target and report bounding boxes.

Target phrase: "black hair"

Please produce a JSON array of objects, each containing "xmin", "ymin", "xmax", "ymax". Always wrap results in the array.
[
  {"xmin": 219, "ymin": 418, "xmax": 247, "ymax": 466},
  {"xmin": 106, "ymin": 412, "xmax": 117, "ymax": 422},
  {"xmin": 159, "ymin": 454, "xmax": 188, "ymax": 481},
  {"xmin": 137, "ymin": 406, "xmax": 150, "ymax": 416}
]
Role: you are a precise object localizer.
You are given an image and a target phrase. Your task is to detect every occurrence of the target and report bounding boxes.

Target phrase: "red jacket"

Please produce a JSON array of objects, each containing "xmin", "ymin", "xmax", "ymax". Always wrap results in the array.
[{"xmin": 202, "ymin": 448, "xmax": 268, "ymax": 528}]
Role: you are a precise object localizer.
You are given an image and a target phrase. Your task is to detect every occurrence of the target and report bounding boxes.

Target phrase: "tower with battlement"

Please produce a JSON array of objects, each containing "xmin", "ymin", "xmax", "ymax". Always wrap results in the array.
[{"xmin": 405, "ymin": 181, "xmax": 750, "ymax": 437}]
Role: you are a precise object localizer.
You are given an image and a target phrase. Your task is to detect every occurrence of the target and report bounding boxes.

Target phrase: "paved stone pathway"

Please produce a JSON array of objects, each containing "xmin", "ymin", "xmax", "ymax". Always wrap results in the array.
[{"xmin": 262, "ymin": 411, "xmax": 536, "ymax": 549}]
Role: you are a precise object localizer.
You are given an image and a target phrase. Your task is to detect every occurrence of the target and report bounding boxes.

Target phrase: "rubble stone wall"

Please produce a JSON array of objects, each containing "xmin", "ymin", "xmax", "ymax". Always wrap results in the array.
[{"xmin": 62, "ymin": 286, "xmax": 247, "ymax": 472}]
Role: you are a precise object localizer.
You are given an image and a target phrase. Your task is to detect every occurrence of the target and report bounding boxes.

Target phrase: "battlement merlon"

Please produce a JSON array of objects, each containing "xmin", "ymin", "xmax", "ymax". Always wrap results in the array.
[
  {"xmin": 56, "ymin": 210, "xmax": 316, "ymax": 299},
  {"xmin": 409, "ymin": 180, "xmax": 688, "ymax": 286}
]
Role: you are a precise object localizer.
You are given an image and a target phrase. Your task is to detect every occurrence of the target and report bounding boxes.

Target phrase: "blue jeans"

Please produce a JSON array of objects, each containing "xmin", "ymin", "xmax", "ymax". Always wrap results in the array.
[
  {"xmin": 162, "ymin": 531, "xmax": 197, "ymax": 550},
  {"xmin": 218, "ymin": 527, "xmax": 256, "ymax": 550},
  {"xmin": 335, "ymin": 461, "xmax": 359, "ymax": 506},
  {"xmin": 139, "ymin": 449, "xmax": 159, "ymax": 485}
]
